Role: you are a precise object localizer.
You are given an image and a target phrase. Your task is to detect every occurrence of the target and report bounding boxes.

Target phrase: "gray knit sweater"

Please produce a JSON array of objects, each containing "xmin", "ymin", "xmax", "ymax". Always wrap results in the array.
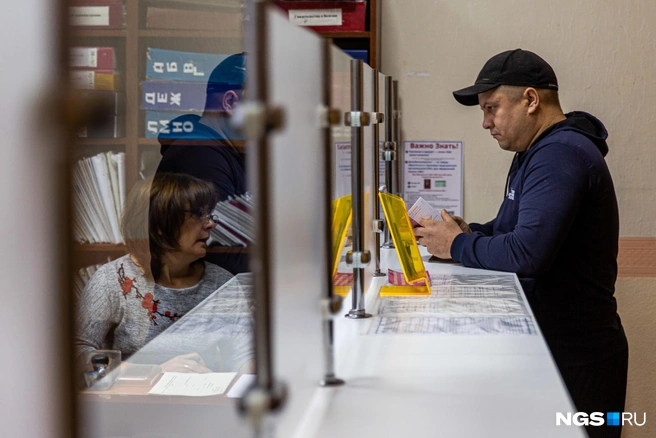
[{"xmin": 75, "ymin": 255, "xmax": 234, "ymax": 365}]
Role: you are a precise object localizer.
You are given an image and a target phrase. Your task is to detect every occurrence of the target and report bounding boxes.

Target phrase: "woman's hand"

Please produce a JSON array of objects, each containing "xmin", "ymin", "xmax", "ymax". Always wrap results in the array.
[{"xmin": 161, "ymin": 352, "xmax": 212, "ymax": 373}]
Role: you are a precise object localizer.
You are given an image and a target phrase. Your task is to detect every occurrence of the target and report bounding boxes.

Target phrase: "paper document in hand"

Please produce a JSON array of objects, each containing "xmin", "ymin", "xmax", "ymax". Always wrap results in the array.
[
  {"xmin": 408, "ymin": 197, "xmax": 442, "ymax": 227},
  {"xmin": 148, "ymin": 372, "xmax": 237, "ymax": 396}
]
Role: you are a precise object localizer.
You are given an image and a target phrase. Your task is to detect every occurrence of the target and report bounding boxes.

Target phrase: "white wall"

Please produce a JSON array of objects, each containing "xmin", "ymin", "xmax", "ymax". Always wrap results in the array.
[{"xmin": 381, "ymin": 0, "xmax": 656, "ymax": 236}]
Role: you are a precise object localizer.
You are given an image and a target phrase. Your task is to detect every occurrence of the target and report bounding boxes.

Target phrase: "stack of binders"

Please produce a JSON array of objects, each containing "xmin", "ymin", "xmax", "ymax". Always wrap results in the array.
[
  {"xmin": 70, "ymin": 46, "xmax": 124, "ymax": 138},
  {"xmin": 210, "ymin": 194, "xmax": 254, "ymax": 247},
  {"xmin": 72, "ymin": 152, "xmax": 126, "ymax": 244}
]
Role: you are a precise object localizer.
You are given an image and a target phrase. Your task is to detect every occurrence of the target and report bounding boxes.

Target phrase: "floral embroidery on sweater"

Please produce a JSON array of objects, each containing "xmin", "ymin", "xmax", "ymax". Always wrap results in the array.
[{"xmin": 117, "ymin": 263, "xmax": 180, "ymax": 326}]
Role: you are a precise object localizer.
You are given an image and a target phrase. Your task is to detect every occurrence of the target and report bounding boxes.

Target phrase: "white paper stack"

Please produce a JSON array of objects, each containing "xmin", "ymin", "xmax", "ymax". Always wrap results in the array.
[
  {"xmin": 210, "ymin": 193, "xmax": 254, "ymax": 247},
  {"xmin": 72, "ymin": 151, "xmax": 126, "ymax": 244}
]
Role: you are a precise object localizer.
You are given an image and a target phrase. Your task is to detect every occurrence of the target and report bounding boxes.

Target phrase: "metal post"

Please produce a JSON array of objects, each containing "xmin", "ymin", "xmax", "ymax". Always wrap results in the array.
[
  {"xmin": 372, "ymin": 69, "xmax": 385, "ymax": 277},
  {"xmin": 346, "ymin": 59, "xmax": 372, "ymax": 319},
  {"xmin": 238, "ymin": 0, "xmax": 286, "ymax": 432},
  {"xmin": 392, "ymin": 79, "xmax": 402, "ymax": 197},
  {"xmin": 320, "ymin": 38, "xmax": 344, "ymax": 387},
  {"xmin": 382, "ymin": 76, "xmax": 395, "ymax": 249}
]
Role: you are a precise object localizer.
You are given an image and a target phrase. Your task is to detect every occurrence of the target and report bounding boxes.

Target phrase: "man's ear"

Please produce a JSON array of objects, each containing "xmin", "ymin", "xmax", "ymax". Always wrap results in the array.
[
  {"xmin": 524, "ymin": 87, "xmax": 540, "ymax": 114},
  {"xmin": 222, "ymin": 90, "xmax": 240, "ymax": 114}
]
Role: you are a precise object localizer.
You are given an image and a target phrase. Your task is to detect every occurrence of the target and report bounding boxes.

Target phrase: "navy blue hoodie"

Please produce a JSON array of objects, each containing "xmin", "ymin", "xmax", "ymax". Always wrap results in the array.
[{"xmin": 450, "ymin": 111, "xmax": 627, "ymax": 367}]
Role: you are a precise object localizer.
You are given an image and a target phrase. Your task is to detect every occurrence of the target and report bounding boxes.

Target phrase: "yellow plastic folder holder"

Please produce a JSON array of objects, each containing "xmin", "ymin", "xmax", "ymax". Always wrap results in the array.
[
  {"xmin": 378, "ymin": 192, "xmax": 431, "ymax": 296},
  {"xmin": 332, "ymin": 195, "xmax": 353, "ymax": 296}
]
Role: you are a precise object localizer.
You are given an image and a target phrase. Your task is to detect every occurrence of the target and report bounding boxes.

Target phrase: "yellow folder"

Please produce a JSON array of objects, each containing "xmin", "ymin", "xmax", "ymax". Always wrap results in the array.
[
  {"xmin": 378, "ymin": 192, "xmax": 430, "ymax": 296},
  {"xmin": 332, "ymin": 195, "xmax": 353, "ymax": 296}
]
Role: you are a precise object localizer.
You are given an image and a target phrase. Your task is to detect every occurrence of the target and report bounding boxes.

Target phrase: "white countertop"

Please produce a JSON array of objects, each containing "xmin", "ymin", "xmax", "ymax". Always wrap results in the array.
[{"xmin": 293, "ymin": 248, "xmax": 587, "ymax": 438}]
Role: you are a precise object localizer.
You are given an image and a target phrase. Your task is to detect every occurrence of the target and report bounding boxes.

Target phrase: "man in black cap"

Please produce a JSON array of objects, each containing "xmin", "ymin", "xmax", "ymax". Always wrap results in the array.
[
  {"xmin": 157, "ymin": 52, "xmax": 247, "ymax": 201},
  {"xmin": 414, "ymin": 49, "xmax": 628, "ymax": 438},
  {"xmin": 156, "ymin": 53, "xmax": 248, "ymax": 274}
]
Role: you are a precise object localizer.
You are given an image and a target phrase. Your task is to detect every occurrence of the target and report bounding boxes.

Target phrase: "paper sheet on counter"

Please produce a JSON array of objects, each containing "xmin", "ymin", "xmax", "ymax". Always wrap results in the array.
[
  {"xmin": 227, "ymin": 374, "xmax": 256, "ymax": 398},
  {"xmin": 148, "ymin": 372, "xmax": 237, "ymax": 396}
]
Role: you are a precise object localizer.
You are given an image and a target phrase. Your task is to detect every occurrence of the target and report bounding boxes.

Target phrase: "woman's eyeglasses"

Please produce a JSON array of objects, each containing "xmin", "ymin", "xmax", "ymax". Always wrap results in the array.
[{"xmin": 185, "ymin": 210, "xmax": 219, "ymax": 225}]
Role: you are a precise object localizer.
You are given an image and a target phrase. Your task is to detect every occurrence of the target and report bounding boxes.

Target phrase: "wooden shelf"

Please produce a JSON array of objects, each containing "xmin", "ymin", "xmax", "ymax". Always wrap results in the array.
[
  {"xmin": 318, "ymin": 31, "xmax": 370, "ymax": 39},
  {"xmin": 72, "ymin": 29, "xmax": 127, "ymax": 38},
  {"xmin": 139, "ymin": 138, "xmax": 246, "ymax": 148},
  {"xmin": 138, "ymin": 30, "xmax": 243, "ymax": 39},
  {"xmin": 76, "ymin": 138, "xmax": 126, "ymax": 146},
  {"xmin": 139, "ymin": 138, "xmax": 161, "ymax": 146}
]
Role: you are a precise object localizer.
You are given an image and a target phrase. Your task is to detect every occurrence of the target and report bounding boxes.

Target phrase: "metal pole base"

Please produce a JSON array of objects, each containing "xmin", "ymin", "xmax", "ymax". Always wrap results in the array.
[
  {"xmin": 373, "ymin": 271, "xmax": 386, "ymax": 277},
  {"xmin": 345, "ymin": 309, "xmax": 372, "ymax": 319},
  {"xmin": 382, "ymin": 241, "xmax": 395, "ymax": 249},
  {"xmin": 320, "ymin": 375, "xmax": 345, "ymax": 387}
]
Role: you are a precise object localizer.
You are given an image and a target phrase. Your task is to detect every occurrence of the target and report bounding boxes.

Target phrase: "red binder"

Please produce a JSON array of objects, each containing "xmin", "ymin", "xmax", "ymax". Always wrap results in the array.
[{"xmin": 274, "ymin": 1, "xmax": 366, "ymax": 32}]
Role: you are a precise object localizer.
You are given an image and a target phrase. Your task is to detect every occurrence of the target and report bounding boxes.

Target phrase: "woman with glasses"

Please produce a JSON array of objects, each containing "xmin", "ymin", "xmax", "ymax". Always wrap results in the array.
[{"xmin": 75, "ymin": 172, "xmax": 244, "ymax": 375}]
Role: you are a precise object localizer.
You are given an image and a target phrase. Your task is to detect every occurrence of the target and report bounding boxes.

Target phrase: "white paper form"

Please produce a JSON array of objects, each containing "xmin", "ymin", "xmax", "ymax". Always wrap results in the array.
[
  {"xmin": 227, "ymin": 374, "xmax": 256, "ymax": 398},
  {"xmin": 148, "ymin": 372, "xmax": 237, "ymax": 396},
  {"xmin": 430, "ymin": 274, "xmax": 517, "ymax": 287},
  {"xmin": 369, "ymin": 316, "xmax": 536, "ymax": 335},
  {"xmin": 432, "ymin": 285, "xmax": 519, "ymax": 299},
  {"xmin": 377, "ymin": 297, "xmax": 528, "ymax": 317},
  {"xmin": 407, "ymin": 197, "xmax": 442, "ymax": 225},
  {"xmin": 370, "ymin": 272, "xmax": 536, "ymax": 335}
]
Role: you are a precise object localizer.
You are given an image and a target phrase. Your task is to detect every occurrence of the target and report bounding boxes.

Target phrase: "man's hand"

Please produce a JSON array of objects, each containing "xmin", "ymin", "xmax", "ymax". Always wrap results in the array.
[
  {"xmin": 451, "ymin": 215, "xmax": 472, "ymax": 234},
  {"xmin": 414, "ymin": 209, "xmax": 464, "ymax": 259}
]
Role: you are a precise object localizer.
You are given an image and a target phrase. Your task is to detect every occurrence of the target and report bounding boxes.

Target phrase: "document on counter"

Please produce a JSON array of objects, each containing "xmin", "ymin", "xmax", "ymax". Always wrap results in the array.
[
  {"xmin": 377, "ymin": 297, "xmax": 528, "ymax": 317},
  {"xmin": 431, "ymin": 285, "xmax": 519, "ymax": 298},
  {"xmin": 368, "ymin": 316, "xmax": 536, "ymax": 335},
  {"xmin": 148, "ymin": 372, "xmax": 237, "ymax": 397},
  {"xmin": 430, "ymin": 274, "xmax": 517, "ymax": 287},
  {"xmin": 227, "ymin": 374, "xmax": 256, "ymax": 398}
]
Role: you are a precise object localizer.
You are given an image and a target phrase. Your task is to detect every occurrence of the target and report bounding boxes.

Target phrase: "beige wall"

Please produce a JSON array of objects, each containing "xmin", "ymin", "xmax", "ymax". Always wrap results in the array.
[
  {"xmin": 381, "ymin": 0, "xmax": 656, "ymax": 236},
  {"xmin": 380, "ymin": 1, "xmax": 656, "ymax": 436}
]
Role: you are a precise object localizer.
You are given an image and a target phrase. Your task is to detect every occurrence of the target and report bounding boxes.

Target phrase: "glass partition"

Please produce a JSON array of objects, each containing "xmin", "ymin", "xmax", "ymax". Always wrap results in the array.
[
  {"xmin": 331, "ymin": 47, "xmax": 353, "ymax": 200},
  {"xmin": 70, "ymin": 1, "xmax": 252, "ymax": 436},
  {"xmin": 266, "ymin": 6, "xmax": 327, "ymax": 435},
  {"xmin": 361, "ymin": 62, "xmax": 376, "ymax": 288},
  {"xmin": 330, "ymin": 47, "xmax": 353, "ymax": 293},
  {"xmin": 378, "ymin": 72, "xmax": 387, "ymax": 192}
]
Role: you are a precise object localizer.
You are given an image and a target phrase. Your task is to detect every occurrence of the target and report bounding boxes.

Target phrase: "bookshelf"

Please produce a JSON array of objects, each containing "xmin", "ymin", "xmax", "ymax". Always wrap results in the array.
[
  {"xmin": 70, "ymin": 0, "xmax": 245, "ymax": 269},
  {"xmin": 70, "ymin": 0, "xmax": 380, "ymax": 269},
  {"xmin": 317, "ymin": 0, "xmax": 381, "ymax": 69}
]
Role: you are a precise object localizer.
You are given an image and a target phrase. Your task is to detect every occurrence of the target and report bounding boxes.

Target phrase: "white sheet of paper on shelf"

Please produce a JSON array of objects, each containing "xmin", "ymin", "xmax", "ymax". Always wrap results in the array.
[{"xmin": 148, "ymin": 372, "xmax": 237, "ymax": 397}]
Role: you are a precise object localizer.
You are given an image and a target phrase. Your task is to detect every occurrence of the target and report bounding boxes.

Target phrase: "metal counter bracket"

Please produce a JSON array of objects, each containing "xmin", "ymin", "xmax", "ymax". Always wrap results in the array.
[
  {"xmin": 346, "ymin": 58, "xmax": 372, "ymax": 320},
  {"xmin": 382, "ymin": 75, "xmax": 396, "ymax": 249}
]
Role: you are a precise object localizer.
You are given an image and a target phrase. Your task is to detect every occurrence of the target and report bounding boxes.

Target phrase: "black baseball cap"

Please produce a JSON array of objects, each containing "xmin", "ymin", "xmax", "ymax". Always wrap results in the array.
[
  {"xmin": 206, "ymin": 52, "xmax": 246, "ymax": 94},
  {"xmin": 452, "ymin": 49, "xmax": 558, "ymax": 106}
]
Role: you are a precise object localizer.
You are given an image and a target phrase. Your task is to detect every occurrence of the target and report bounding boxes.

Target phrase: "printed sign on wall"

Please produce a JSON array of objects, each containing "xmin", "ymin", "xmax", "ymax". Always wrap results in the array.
[{"xmin": 402, "ymin": 140, "xmax": 463, "ymax": 217}]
